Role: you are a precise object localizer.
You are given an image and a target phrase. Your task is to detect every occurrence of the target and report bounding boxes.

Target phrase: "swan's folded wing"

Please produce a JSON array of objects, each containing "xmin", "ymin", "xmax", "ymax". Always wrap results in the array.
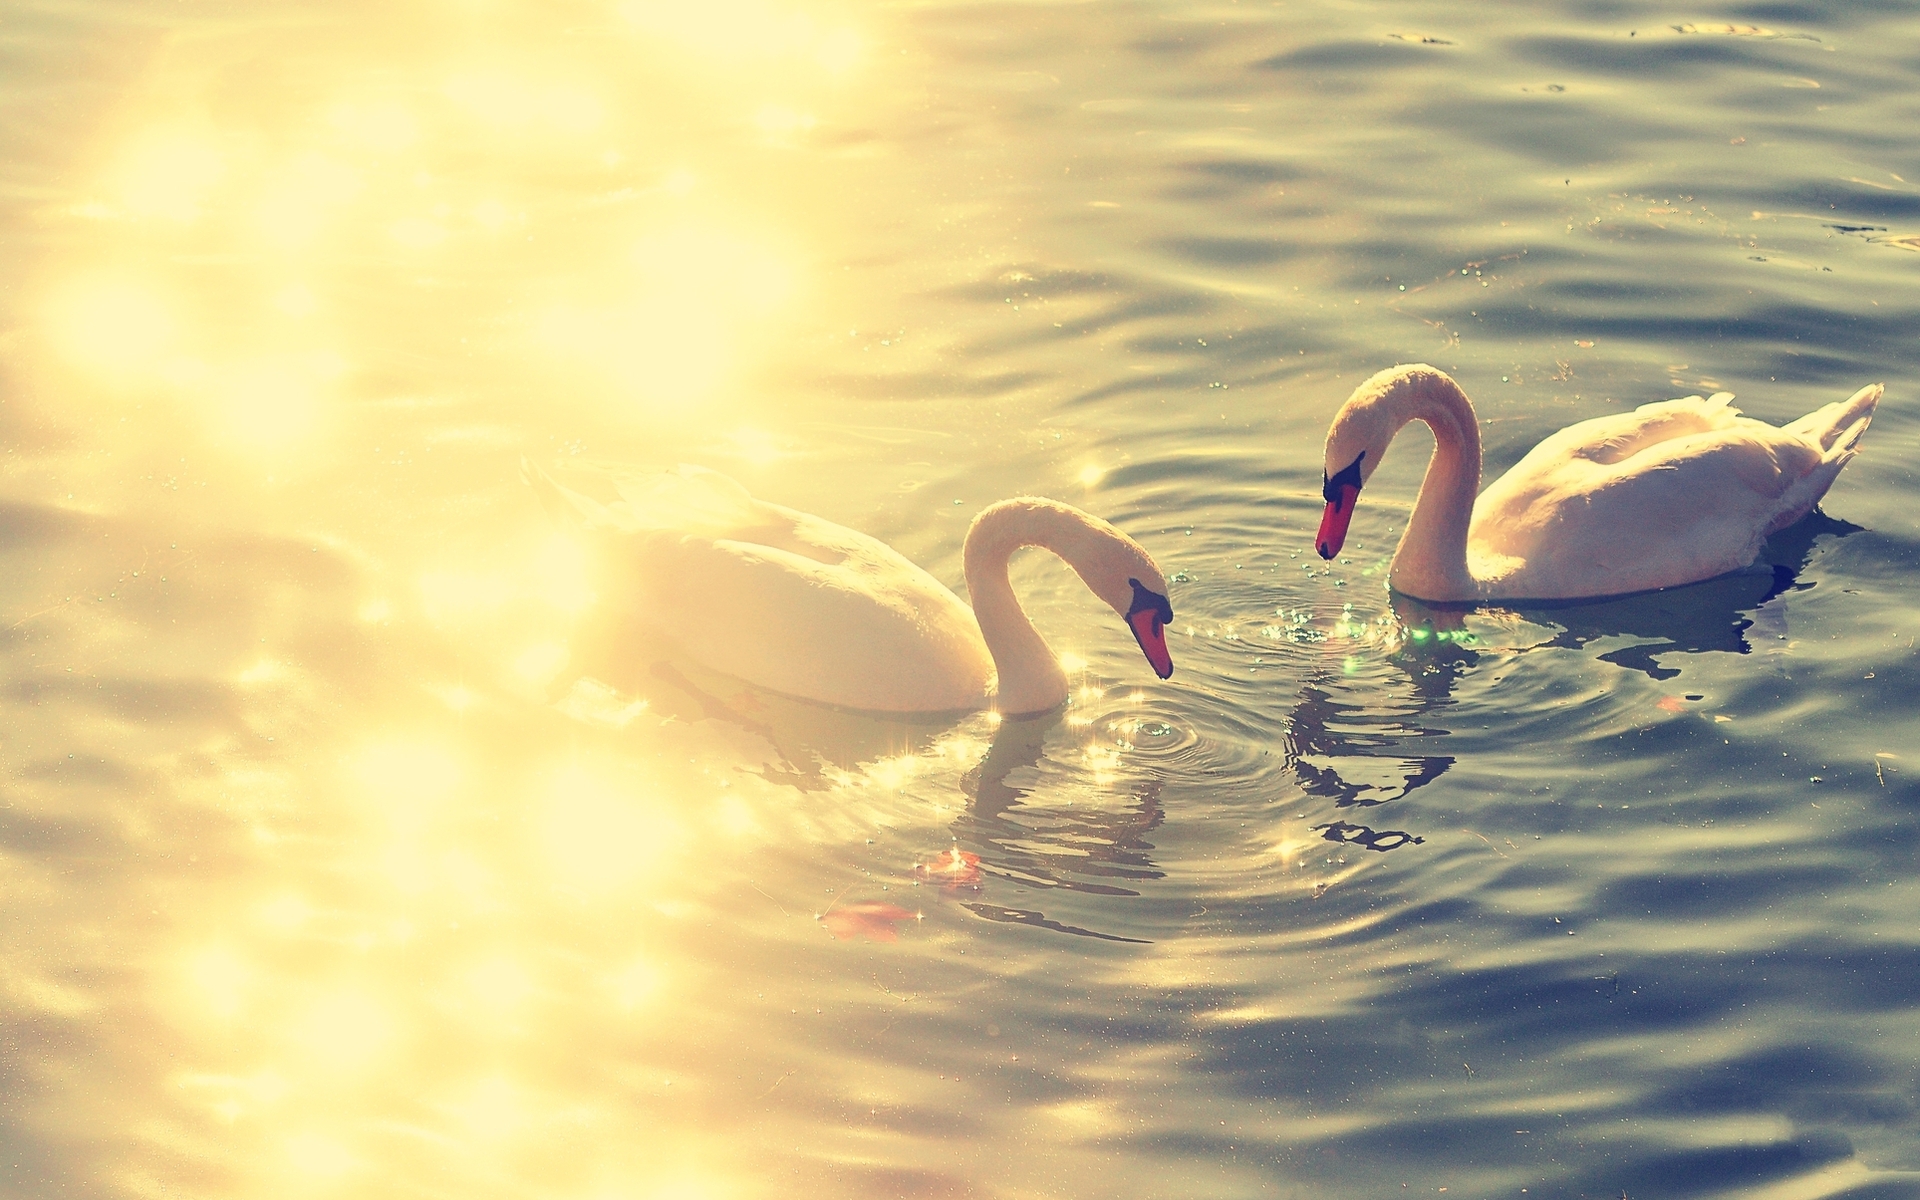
[
  {"xmin": 1476, "ymin": 398, "xmax": 1779, "ymax": 546},
  {"xmin": 637, "ymin": 535, "xmax": 991, "ymax": 711},
  {"xmin": 1527, "ymin": 393, "xmax": 1741, "ymax": 467},
  {"xmin": 611, "ymin": 465, "xmax": 769, "ymax": 535},
  {"xmin": 1471, "ymin": 424, "xmax": 1824, "ymax": 596}
]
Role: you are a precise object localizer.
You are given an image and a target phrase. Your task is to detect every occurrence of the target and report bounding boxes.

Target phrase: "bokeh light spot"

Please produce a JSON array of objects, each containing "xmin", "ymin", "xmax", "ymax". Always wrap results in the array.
[
  {"xmin": 45, "ymin": 274, "xmax": 179, "ymax": 378},
  {"xmin": 107, "ymin": 127, "xmax": 227, "ymax": 222},
  {"xmin": 539, "ymin": 762, "xmax": 678, "ymax": 894}
]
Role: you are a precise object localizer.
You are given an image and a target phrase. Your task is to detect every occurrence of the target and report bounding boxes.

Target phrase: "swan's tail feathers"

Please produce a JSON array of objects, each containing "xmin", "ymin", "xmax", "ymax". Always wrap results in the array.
[
  {"xmin": 522, "ymin": 458, "xmax": 611, "ymax": 527},
  {"xmin": 1762, "ymin": 384, "xmax": 1882, "ymax": 535},
  {"xmin": 1785, "ymin": 383, "xmax": 1883, "ymax": 458}
]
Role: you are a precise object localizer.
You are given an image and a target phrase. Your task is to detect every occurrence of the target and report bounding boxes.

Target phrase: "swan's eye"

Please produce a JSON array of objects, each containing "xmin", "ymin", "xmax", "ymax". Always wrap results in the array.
[
  {"xmin": 1323, "ymin": 450, "xmax": 1365, "ymax": 506},
  {"xmin": 1126, "ymin": 578, "xmax": 1173, "ymax": 624}
]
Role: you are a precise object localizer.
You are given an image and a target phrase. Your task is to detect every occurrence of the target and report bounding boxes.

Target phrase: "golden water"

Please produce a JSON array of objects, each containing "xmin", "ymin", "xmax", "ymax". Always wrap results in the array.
[{"xmin": 4, "ymin": 2, "xmax": 1919, "ymax": 1197}]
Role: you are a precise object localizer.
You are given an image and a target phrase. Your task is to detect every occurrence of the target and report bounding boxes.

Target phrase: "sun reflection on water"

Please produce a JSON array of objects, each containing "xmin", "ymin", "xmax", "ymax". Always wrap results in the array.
[
  {"xmin": 105, "ymin": 126, "xmax": 229, "ymax": 223},
  {"xmin": 0, "ymin": 0, "xmax": 1155, "ymax": 1195},
  {"xmin": 540, "ymin": 760, "xmax": 683, "ymax": 895}
]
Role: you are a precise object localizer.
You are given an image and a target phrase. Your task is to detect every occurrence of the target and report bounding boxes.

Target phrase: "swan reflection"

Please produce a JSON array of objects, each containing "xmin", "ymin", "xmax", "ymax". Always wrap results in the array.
[
  {"xmin": 1281, "ymin": 637, "xmax": 1470, "ymax": 811},
  {"xmin": 1274, "ymin": 510, "xmax": 1858, "ymax": 850},
  {"xmin": 561, "ymin": 626, "xmax": 1171, "ymax": 938},
  {"xmin": 1389, "ymin": 509, "xmax": 1858, "ymax": 680},
  {"xmin": 951, "ymin": 711, "xmax": 1165, "ymax": 942}
]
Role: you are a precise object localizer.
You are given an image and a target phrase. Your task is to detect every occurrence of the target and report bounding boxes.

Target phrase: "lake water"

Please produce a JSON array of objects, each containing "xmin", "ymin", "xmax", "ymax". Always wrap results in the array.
[{"xmin": 4, "ymin": 1, "xmax": 1918, "ymax": 1197}]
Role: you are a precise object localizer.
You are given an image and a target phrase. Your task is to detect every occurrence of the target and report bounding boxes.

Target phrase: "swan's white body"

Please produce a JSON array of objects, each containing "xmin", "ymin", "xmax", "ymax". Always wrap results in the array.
[
  {"xmin": 1317, "ymin": 365, "xmax": 1883, "ymax": 602},
  {"xmin": 528, "ymin": 465, "xmax": 1173, "ymax": 715}
]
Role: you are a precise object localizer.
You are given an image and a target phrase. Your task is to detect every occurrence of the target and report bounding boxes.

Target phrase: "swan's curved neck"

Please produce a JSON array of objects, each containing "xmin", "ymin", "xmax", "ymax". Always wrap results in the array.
[
  {"xmin": 1381, "ymin": 370, "xmax": 1481, "ymax": 601},
  {"xmin": 962, "ymin": 499, "xmax": 1108, "ymax": 715}
]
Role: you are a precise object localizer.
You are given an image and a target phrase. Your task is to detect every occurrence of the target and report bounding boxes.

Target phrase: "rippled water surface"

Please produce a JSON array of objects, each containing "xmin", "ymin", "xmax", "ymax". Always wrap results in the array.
[{"xmin": 5, "ymin": 1, "xmax": 1920, "ymax": 1197}]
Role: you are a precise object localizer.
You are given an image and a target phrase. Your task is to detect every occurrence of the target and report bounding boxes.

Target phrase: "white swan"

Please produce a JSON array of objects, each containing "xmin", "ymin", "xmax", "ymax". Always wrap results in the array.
[
  {"xmin": 1316, "ymin": 364, "xmax": 1883, "ymax": 602},
  {"xmin": 527, "ymin": 464, "xmax": 1174, "ymax": 715}
]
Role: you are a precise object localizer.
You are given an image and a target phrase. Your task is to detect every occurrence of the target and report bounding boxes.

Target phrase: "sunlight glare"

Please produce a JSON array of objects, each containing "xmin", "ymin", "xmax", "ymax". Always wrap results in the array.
[
  {"xmin": 443, "ymin": 71, "xmax": 605, "ymax": 137},
  {"xmin": 648, "ymin": 1177, "xmax": 733, "ymax": 1200},
  {"xmin": 108, "ymin": 127, "xmax": 227, "ymax": 222},
  {"xmin": 511, "ymin": 640, "xmax": 570, "ymax": 686},
  {"xmin": 178, "ymin": 945, "xmax": 256, "ymax": 1022},
  {"xmin": 284, "ymin": 1131, "xmax": 359, "ymax": 1179},
  {"xmin": 710, "ymin": 792, "xmax": 758, "ymax": 838},
  {"xmin": 556, "ymin": 679, "xmax": 651, "ymax": 730},
  {"xmin": 472, "ymin": 199, "xmax": 515, "ymax": 232},
  {"xmin": 608, "ymin": 957, "xmax": 662, "ymax": 1011},
  {"xmin": 539, "ymin": 762, "xmax": 679, "ymax": 894},
  {"xmin": 457, "ymin": 956, "xmax": 538, "ymax": 1021},
  {"xmin": 444, "ymin": 1075, "xmax": 529, "ymax": 1143},
  {"xmin": 236, "ymin": 658, "xmax": 289, "ymax": 686},
  {"xmin": 430, "ymin": 683, "xmax": 480, "ymax": 713},
  {"xmin": 722, "ymin": 427, "xmax": 783, "ymax": 466},
  {"xmin": 252, "ymin": 154, "xmax": 364, "ymax": 248},
  {"xmin": 327, "ymin": 99, "xmax": 421, "ymax": 154},
  {"xmin": 273, "ymin": 284, "xmax": 319, "ymax": 318},
  {"xmin": 287, "ymin": 986, "xmax": 398, "ymax": 1077},
  {"xmin": 629, "ymin": 227, "xmax": 795, "ymax": 315},
  {"xmin": 418, "ymin": 567, "xmax": 516, "ymax": 625},
  {"xmin": 206, "ymin": 351, "xmax": 345, "ymax": 452},
  {"xmin": 45, "ymin": 274, "xmax": 179, "ymax": 379},
  {"xmin": 350, "ymin": 739, "xmax": 464, "ymax": 834},
  {"xmin": 535, "ymin": 225, "xmax": 797, "ymax": 410},
  {"xmin": 388, "ymin": 216, "xmax": 450, "ymax": 249},
  {"xmin": 531, "ymin": 532, "xmax": 597, "ymax": 615},
  {"xmin": 864, "ymin": 755, "xmax": 921, "ymax": 789},
  {"xmin": 257, "ymin": 893, "xmax": 314, "ymax": 933},
  {"xmin": 620, "ymin": 0, "xmax": 865, "ymax": 77},
  {"xmin": 1272, "ymin": 836, "xmax": 1315, "ymax": 866},
  {"xmin": 815, "ymin": 27, "xmax": 864, "ymax": 74},
  {"xmin": 754, "ymin": 105, "xmax": 818, "ymax": 144}
]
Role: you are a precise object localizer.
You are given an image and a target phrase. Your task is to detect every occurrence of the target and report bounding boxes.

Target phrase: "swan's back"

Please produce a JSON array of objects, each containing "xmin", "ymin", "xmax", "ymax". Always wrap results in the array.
[
  {"xmin": 538, "ymin": 464, "xmax": 996, "ymax": 712},
  {"xmin": 611, "ymin": 465, "xmax": 765, "ymax": 535},
  {"xmin": 1469, "ymin": 386, "xmax": 1880, "ymax": 598},
  {"xmin": 1555, "ymin": 392, "xmax": 1740, "ymax": 464}
]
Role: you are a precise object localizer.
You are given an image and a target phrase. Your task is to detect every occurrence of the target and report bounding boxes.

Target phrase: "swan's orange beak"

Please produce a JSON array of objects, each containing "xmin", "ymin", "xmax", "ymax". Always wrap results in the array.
[
  {"xmin": 1125, "ymin": 579, "xmax": 1175, "ymax": 680},
  {"xmin": 1318, "ymin": 450, "xmax": 1366, "ymax": 559},
  {"xmin": 1317, "ymin": 484, "xmax": 1358, "ymax": 559}
]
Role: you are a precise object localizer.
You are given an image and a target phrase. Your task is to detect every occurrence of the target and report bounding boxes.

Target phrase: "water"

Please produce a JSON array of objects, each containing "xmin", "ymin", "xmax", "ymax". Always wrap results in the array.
[{"xmin": 3, "ymin": 1, "xmax": 1918, "ymax": 1197}]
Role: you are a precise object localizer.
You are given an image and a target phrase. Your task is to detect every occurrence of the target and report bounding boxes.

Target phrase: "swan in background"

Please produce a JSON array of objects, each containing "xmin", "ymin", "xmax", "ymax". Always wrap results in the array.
[
  {"xmin": 526, "ymin": 463, "xmax": 1174, "ymax": 715},
  {"xmin": 1316, "ymin": 364, "xmax": 1883, "ymax": 602}
]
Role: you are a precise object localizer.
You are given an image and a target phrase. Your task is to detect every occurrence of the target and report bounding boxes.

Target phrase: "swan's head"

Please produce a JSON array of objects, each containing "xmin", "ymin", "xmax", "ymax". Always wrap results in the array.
[
  {"xmin": 969, "ymin": 499, "xmax": 1176, "ymax": 682},
  {"xmin": 1079, "ymin": 532, "xmax": 1174, "ymax": 681},
  {"xmin": 1317, "ymin": 371, "xmax": 1408, "ymax": 559},
  {"xmin": 1122, "ymin": 574, "xmax": 1176, "ymax": 680}
]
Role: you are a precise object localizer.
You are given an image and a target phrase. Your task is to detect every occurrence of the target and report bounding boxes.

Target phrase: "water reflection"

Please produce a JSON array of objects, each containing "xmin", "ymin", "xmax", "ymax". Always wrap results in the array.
[
  {"xmin": 1391, "ymin": 509, "xmax": 1859, "ymax": 680},
  {"xmin": 950, "ymin": 712, "xmax": 1165, "ymax": 941},
  {"xmin": 1310, "ymin": 818, "xmax": 1426, "ymax": 853},
  {"xmin": 7, "ymin": 0, "xmax": 1915, "ymax": 1192},
  {"xmin": 1269, "ymin": 511, "xmax": 1856, "ymax": 855},
  {"xmin": 563, "ymin": 609, "xmax": 1172, "ymax": 939},
  {"xmin": 1281, "ymin": 650, "xmax": 1468, "ymax": 811},
  {"xmin": 566, "ymin": 651, "xmax": 971, "ymax": 791}
]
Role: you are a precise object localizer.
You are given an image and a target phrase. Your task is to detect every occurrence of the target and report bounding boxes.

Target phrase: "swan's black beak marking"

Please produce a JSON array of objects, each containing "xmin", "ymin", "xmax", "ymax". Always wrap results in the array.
[
  {"xmin": 1125, "ymin": 578, "xmax": 1175, "ymax": 680},
  {"xmin": 1317, "ymin": 451, "xmax": 1365, "ymax": 560}
]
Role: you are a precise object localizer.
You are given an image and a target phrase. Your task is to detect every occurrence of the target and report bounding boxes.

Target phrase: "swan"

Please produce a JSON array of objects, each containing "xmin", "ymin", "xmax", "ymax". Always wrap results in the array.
[
  {"xmin": 526, "ymin": 463, "xmax": 1174, "ymax": 715},
  {"xmin": 1316, "ymin": 364, "xmax": 1883, "ymax": 602}
]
